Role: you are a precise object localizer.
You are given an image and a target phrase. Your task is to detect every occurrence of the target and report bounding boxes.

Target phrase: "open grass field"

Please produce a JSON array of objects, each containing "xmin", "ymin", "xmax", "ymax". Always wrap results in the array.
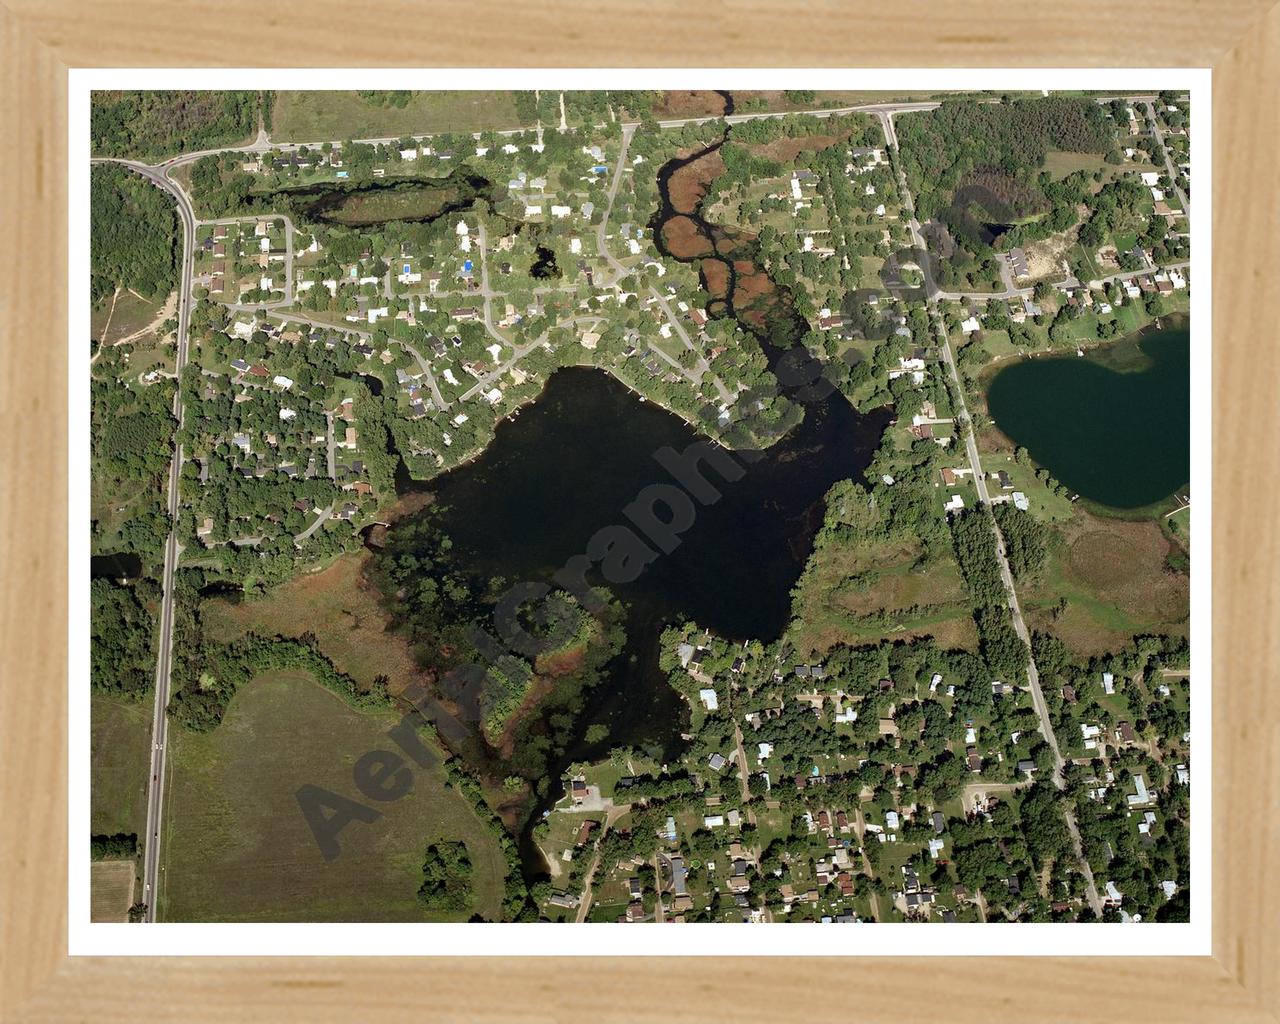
[
  {"xmin": 1042, "ymin": 149, "xmax": 1111, "ymax": 180},
  {"xmin": 1019, "ymin": 511, "xmax": 1189, "ymax": 656},
  {"xmin": 90, "ymin": 694, "xmax": 152, "ymax": 838},
  {"xmin": 157, "ymin": 668, "xmax": 507, "ymax": 922},
  {"xmin": 271, "ymin": 91, "xmax": 525, "ymax": 142},
  {"xmin": 91, "ymin": 288, "xmax": 172, "ymax": 347},
  {"xmin": 89, "ymin": 860, "xmax": 136, "ymax": 923},
  {"xmin": 91, "ymin": 288, "xmax": 177, "ymax": 387},
  {"xmin": 202, "ymin": 552, "xmax": 423, "ymax": 695},
  {"xmin": 790, "ymin": 534, "xmax": 978, "ymax": 657}
]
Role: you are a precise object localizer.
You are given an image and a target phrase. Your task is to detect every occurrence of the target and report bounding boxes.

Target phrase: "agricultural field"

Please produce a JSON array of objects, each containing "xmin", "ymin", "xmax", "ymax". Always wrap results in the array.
[
  {"xmin": 90, "ymin": 860, "xmax": 136, "ymax": 923},
  {"xmin": 157, "ymin": 668, "xmax": 507, "ymax": 922},
  {"xmin": 271, "ymin": 90, "xmax": 525, "ymax": 142},
  {"xmin": 90, "ymin": 694, "xmax": 152, "ymax": 838}
]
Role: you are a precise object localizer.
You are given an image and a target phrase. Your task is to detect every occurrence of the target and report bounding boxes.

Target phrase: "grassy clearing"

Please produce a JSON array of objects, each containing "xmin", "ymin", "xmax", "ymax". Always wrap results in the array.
[
  {"xmin": 1042, "ymin": 150, "xmax": 1111, "ymax": 180},
  {"xmin": 91, "ymin": 694, "xmax": 152, "ymax": 838},
  {"xmin": 272, "ymin": 91, "xmax": 524, "ymax": 142},
  {"xmin": 1019, "ymin": 512, "xmax": 1189, "ymax": 656},
  {"xmin": 91, "ymin": 469, "xmax": 167, "ymax": 561},
  {"xmin": 733, "ymin": 90, "xmax": 986, "ymax": 115},
  {"xmin": 90, "ymin": 860, "xmax": 136, "ymax": 922},
  {"xmin": 91, "ymin": 289, "xmax": 170, "ymax": 346},
  {"xmin": 1164, "ymin": 505, "xmax": 1191, "ymax": 549},
  {"xmin": 790, "ymin": 533, "xmax": 978, "ymax": 657},
  {"xmin": 202, "ymin": 552, "xmax": 424, "ymax": 695},
  {"xmin": 91, "ymin": 289, "xmax": 176, "ymax": 385},
  {"xmin": 158, "ymin": 668, "xmax": 506, "ymax": 922}
]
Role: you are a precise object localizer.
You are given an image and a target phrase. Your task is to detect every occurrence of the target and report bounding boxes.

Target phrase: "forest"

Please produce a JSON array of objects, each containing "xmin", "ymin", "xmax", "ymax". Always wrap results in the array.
[
  {"xmin": 950, "ymin": 507, "xmax": 1031, "ymax": 684},
  {"xmin": 416, "ymin": 840, "xmax": 473, "ymax": 912},
  {"xmin": 90, "ymin": 577, "xmax": 159, "ymax": 699},
  {"xmin": 91, "ymin": 90, "xmax": 260, "ymax": 160},
  {"xmin": 897, "ymin": 97, "xmax": 1115, "ymax": 217},
  {"xmin": 896, "ymin": 96, "xmax": 1117, "ymax": 264},
  {"xmin": 992, "ymin": 504, "xmax": 1050, "ymax": 580},
  {"xmin": 90, "ymin": 832, "xmax": 139, "ymax": 860},
  {"xmin": 90, "ymin": 164, "xmax": 178, "ymax": 305}
]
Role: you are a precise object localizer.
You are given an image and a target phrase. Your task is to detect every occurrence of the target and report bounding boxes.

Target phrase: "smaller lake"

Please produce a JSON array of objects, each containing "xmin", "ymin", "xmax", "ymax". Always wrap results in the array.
[
  {"xmin": 262, "ymin": 169, "xmax": 498, "ymax": 227},
  {"xmin": 530, "ymin": 244, "xmax": 559, "ymax": 279},
  {"xmin": 984, "ymin": 322, "xmax": 1190, "ymax": 509},
  {"xmin": 90, "ymin": 552, "xmax": 143, "ymax": 580}
]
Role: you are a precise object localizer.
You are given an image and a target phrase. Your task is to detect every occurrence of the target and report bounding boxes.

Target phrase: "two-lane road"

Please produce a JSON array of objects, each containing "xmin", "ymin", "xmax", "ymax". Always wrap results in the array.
[
  {"xmin": 95, "ymin": 157, "xmax": 196, "ymax": 922},
  {"xmin": 878, "ymin": 115, "xmax": 1106, "ymax": 919}
]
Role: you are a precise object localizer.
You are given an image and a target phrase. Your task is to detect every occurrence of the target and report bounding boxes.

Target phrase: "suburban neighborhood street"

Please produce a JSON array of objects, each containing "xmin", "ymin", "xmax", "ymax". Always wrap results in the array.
[
  {"xmin": 879, "ymin": 113, "xmax": 1106, "ymax": 919},
  {"xmin": 90, "ymin": 90, "xmax": 1187, "ymax": 926},
  {"xmin": 1143, "ymin": 101, "xmax": 1191, "ymax": 231}
]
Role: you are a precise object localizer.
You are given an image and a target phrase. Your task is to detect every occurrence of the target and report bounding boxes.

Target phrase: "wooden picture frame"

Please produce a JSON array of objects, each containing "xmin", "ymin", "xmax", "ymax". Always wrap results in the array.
[{"xmin": 2, "ymin": 2, "xmax": 1276, "ymax": 1018}]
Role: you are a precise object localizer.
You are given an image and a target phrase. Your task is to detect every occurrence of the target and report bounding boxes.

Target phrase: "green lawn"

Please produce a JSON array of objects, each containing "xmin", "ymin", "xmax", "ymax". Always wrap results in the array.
[
  {"xmin": 1111, "ymin": 231, "xmax": 1139, "ymax": 255},
  {"xmin": 1164, "ymin": 504, "xmax": 1191, "ymax": 549},
  {"xmin": 157, "ymin": 668, "xmax": 508, "ymax": 922},
  {"xmin": 271, "ymin": 91, "xmax": 526, "ymax": 142}
]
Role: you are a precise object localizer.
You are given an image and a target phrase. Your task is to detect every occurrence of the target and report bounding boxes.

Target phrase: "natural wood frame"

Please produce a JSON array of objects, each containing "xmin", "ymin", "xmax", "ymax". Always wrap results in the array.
[{"xmin": 2, "ymin": 2, "xmax": 1277, "ymax": 1019}]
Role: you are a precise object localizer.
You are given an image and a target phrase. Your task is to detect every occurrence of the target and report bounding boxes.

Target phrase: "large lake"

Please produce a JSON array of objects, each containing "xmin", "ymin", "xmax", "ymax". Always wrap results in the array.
[
  {"xmin": 381, "ymin": 99, "xmax": 891, "ymax": 878},
  {"xmin": 423, "ymin": 366, "xmax": 890, "ymax": 761},
  {"xmin": 984, "ymin": 322, "xmax": 1190, "ymax": 509}
]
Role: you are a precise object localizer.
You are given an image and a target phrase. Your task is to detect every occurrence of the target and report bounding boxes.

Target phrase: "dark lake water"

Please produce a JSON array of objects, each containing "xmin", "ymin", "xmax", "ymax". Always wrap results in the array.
[
  {"xmin": 530, "ymin": 244, "xmax": 559, "ymax": 280},
  {"xmin": 985, "ymin": 321, "xmax": 1190, "ymax": 508},
  {"xmin": 380, "ymin": 97, "xmax": 892, "ymax": 881},
  {"xmin": 425, "ymin": 366, "xmax": 888, "ymax": 755},
  {"xmin": 90, "ymin": 552, "xmax": 143, "ymax": 580}
]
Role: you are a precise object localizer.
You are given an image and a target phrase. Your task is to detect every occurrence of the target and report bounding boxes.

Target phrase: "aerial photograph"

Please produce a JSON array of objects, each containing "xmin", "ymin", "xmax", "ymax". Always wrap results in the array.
[{"xmin": 89, "ymin": 87, "xmax": 1192, "ymax": 926}]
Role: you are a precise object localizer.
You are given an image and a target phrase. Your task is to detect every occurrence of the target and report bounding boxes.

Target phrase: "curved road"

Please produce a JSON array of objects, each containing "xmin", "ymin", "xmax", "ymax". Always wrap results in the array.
[
  {"xmin": 90, "ymin": 93, "xmax": 1168, "ymax": 923},
  {"xmin": 93, "ymin": 157, "xmax": 196, "ymax": 922}
]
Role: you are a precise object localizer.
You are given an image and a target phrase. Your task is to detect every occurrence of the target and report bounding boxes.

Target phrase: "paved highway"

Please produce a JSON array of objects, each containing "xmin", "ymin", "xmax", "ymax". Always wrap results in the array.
[
  {"xmin": 91, "ymin": 94, "xmax": 1167, "ymax": 922},
  {"xmin": 93, "ymin": 158, "xmax": 197, "ymax": 922}
]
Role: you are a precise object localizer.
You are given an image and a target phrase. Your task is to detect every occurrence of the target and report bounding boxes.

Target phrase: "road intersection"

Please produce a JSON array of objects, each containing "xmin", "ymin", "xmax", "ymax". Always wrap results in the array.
[
  {"xmin": 96, "ymin": 91, "xmax": 1173, "ymax": 922},
  {"xmin": 881, "ymin": 109, "xmax": 1106, "ymax": 919},
  {"xmin": 92, "ymin": 157, "xmax": 197, "ymax": 922}
]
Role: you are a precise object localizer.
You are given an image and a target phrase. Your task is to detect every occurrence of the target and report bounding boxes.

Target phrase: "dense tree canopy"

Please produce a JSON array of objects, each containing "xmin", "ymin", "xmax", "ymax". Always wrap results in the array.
[
  {"xmin": 91, "ymin": 577, "xmax": 158, "ymax": 699},
  {"xmin": 417, "ymin": 841, "xmax": 473, "ymax": 912},
  {"xmin": 91, "ymin": 164, "xmax": 178, "ymax": 304},
  {"xmin": 91, "ymin": 90, "xmax": 259, "ymax": 159}
]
